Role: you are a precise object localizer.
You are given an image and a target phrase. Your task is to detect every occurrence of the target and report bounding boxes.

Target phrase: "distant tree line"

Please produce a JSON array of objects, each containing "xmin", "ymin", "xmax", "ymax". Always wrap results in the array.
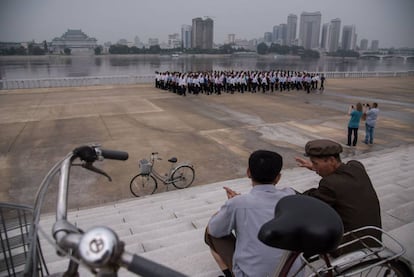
[
  {"xmin": 256, "ymin": 42, "xmax": 320, "ymax": 59},
  {"xmin": 327, "ymin": 49, "xmax": 360, "ymax": 58},
  {"xmin": 0, "ymin": 41, "xmax": 73, "ymax": 56},
  {"xmin": 0, "ymin": 41, "xmax": 48, "ymax": 55},
  {"xmin": 107, "ymin": 44, "xmax": 253, "ymax": 55},
  {"xmin": 0, "ymin": 41, "xmax": 360, "ymax": 58}
]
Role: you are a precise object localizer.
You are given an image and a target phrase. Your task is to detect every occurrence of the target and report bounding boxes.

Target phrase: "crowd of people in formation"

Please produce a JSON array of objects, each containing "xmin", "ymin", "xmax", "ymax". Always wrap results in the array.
[{"xmin": 155, "ymin": 70, "xmax": 326, "ymax": 96}]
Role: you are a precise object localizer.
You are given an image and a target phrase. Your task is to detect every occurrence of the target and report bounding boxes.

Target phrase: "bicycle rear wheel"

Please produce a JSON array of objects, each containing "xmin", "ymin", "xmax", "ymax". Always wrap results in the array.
[
  {"xmin": 171, "ymin": 165, "xmax": 195, "ymax": 189},
  {"xmin": 339, "ymin": 258, "xmax": 414, "ymax": 277},
  {"xmin": 130, "ymin": 174, "xmax": 157, "ymax": 197}
]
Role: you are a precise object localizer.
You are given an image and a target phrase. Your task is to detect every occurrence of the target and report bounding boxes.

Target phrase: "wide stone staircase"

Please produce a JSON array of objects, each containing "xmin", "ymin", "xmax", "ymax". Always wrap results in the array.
[{"xmin": 37, "ymin": 145, "xmax": 414, "ymax": 276}]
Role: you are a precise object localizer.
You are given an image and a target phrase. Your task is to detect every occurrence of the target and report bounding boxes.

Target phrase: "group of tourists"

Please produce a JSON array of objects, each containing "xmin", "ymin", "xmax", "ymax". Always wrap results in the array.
[{"xmin": 155, "ymin": 70, "xmax": 326, "ymax": 96}]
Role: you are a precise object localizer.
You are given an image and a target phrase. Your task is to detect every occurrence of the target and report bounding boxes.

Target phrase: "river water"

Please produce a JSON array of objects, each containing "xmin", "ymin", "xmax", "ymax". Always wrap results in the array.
[{"xmin": 1, "ymin": 54, "xmax": 413, "ymax": 80}]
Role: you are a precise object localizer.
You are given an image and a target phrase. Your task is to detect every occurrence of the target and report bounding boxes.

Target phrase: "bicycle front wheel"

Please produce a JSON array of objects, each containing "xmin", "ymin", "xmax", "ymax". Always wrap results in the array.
[
  {"xmin": 130, "ymin": 174, "xmax": 157, "ymax": 197},
  {"xmin": 172, "ymin": 165, "xmax": 195, "ymax": 189}
]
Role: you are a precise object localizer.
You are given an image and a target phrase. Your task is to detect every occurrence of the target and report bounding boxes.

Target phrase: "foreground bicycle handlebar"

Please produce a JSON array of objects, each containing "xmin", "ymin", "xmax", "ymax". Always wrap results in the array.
[{"xmin": 26, "ymin": 145, "xmax": 187, "ymax": 277}]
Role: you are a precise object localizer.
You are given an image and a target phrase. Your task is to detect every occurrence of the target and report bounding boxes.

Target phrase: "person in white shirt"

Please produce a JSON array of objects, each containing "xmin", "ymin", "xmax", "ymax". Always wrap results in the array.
[
  {"xmin": 364, "ymin": 103, "xmax": 380, "ymax": 144},
  {"xmin": 205, "ymin": 150, "xmax": 301, "ymax": 277}
]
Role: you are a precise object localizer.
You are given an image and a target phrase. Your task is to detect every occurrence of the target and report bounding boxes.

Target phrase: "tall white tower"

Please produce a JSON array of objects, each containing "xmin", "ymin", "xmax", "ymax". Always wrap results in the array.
[{"xmin": 299, "ymin": 11, "xmax": 322, "ymax": 49}]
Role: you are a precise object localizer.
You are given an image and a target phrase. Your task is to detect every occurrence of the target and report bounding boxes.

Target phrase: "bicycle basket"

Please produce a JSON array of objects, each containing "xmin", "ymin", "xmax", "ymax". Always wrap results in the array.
[
  {"xmin": 0, "ymin": 202, "xmax": 48, "ymax": 277},
  {"xmin": 139, "ymin": 159, "xmax": 152, "ymax": 175}
]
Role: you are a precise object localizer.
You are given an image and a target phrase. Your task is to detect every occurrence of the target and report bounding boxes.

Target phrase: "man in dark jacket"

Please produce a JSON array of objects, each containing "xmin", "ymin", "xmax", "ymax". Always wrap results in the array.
[{"xmin": 295, "ymin": 139, "xmax": 381, "ymax": 254}]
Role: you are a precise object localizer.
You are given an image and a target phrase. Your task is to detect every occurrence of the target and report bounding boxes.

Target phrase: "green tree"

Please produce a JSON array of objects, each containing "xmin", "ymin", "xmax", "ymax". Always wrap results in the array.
[
  {"xmin": 94, "ymin": 46, "xmax": 103, "ymax": 55},
  {"xmin": 43, "ymin": 40, "xmax": 48, "ymax": 53},
  {"xmin": 27, "ymin": 42, "xmax": 34, "ymax": 55},
  {"xmin": 300, "ymin": 49, "xmax": 320, "ymax": 59},
  {"xmin": 148, "ymin": 45, "xmax": 161, "ymax": 54},
  {"xmin": 257, "ymin": 42, "xmax": 269, "ymax": 55},
  {"xmin": 31, "ymin": 46, "xmax": 45, "ymax": 55},
  {"xmin": 16, "ymin": 46, "xmax": 27, "ymax": 55},
  {"xmin": 64, "ymin": 47, "xmax": 71, "ymax": 55},
  {"xmin": 219, "ymin": 44, "xmax": 234, "ymax": 54},
  {"xmin": 109, "ymin": 44, "xmax": 129, "ymax": 54}
]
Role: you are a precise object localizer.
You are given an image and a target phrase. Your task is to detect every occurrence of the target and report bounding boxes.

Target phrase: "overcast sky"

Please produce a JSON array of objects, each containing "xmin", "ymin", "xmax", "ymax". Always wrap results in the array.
[{"xmin": 1, "ymin": 0, "xmax": 413, "ymax": 48}]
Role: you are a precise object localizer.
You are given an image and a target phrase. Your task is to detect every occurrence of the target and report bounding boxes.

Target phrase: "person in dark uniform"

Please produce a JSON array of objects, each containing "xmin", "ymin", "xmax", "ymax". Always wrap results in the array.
[
  {"xmin": 320, "ymin": 74, "xmax": 326, "ymax": 91},
  {"xmin": 295, "ymin": 139, "xmax": 382, "ymax": 254}
]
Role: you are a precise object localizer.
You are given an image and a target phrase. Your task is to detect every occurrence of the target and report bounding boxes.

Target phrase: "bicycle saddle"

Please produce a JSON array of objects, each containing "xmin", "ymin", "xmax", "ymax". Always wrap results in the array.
[
  {"xmin": 168, "ymin": 157, "xmax": 177, "ymax": 163},
  {"xmin": 258, "ymin": 194, "xmax": 343, "ymax": 256}
]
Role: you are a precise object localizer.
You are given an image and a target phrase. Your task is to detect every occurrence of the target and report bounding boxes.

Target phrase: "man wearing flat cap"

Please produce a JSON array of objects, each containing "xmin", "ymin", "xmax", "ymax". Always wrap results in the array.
[{"xmin": 296, "ymin": 139, "xmax": 381, "ymax": 254}]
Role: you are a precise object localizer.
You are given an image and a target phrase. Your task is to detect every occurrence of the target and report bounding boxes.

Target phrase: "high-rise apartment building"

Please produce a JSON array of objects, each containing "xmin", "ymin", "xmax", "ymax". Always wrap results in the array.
[
  {"xmin": 134, "ymin": 36, "xmax": 144, "ymax": 48},
  {"xmin": 278, "ymin": 24, "xmax": 287, "ymax": 45},
  {"xmin": 360, "ymin": 39, "xmax": 368, "ymax": 50},
  {"xmin": 168, "ymin": 33, "xmax": 181, "ymax": 49},
  {"xmin": 181, "ymin": 25, "xmax": 192, "ymax": 49},
  {"xmin": 272, "ymin": 24, "xmax": 287, "ymax": 45},
  {"xmin": 148, "ymin": 38, "xmax": 159, "ymax": 46},
  {"xmin": 299, "ymin": 12, "xmax": 322, "ymax": 49},
  {"xmin": 320, "ymin": 23, "xmax": 329, "ymax": 50},
  {"xmin": 286, "ymin": 14, "xmax": 297, "ymax": 46},
  {"xmin": 264, "ymin": 32, "xmax": 273, "ymax": 44},
  {"xmin": 342, "ymin": 25, "xmax": 356, "ymax": 50},
  {"xmin": 228, "ymin": 34, "xmax": 236, "ymax": 44},
  {"xmin": 327, "ymin": 18, "xmax": 341, "ymax": 52},
  {"xmin": 371, "ymin": 40, "xmax": 379, "ymax": 51},
  {"xmin": 191, "ymin": 17, "xmax": 214, "ymax": 49},
  {"xmin": 272, "ymin": 25, "xmax": 279, "ymax": 43}
]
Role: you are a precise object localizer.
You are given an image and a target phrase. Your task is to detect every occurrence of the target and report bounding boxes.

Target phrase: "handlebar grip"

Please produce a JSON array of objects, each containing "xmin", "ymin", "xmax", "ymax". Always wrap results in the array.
[
  {"xmin": 127, "ymin": 254, "xmax": 187, "ymax": 277},
  {"xmin": 100, "ymin": 149, "xmax": 129, "ymax": 161}
]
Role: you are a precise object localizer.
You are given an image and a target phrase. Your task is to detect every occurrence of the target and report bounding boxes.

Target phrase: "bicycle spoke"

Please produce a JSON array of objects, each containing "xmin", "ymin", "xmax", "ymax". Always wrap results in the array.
[
  {"xmin": 130, "ymin": 174, "xmax": 157, "ymax": 197},
  {"xmin": 171, "ymin": 165, "xmax": 195, "ymax": 189}
]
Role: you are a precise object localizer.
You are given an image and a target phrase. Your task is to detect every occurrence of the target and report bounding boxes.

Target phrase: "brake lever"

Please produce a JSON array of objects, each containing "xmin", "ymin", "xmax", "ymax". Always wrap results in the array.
[{"xmin": 82, "ymin": 162, "xmax": 112, "ymax": 182}]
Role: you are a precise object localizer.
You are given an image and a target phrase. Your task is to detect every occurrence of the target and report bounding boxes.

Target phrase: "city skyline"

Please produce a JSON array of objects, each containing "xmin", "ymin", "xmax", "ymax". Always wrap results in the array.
[{"xmin": 1, "ymin": 0, "xmax": 413, "ymax": 49}]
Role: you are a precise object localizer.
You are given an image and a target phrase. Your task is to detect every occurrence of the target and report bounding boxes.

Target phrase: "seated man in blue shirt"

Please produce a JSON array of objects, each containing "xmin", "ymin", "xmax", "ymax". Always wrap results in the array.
[{"xmin": 205, "ymin": 150, "xmax": 300, "ymax": 277}]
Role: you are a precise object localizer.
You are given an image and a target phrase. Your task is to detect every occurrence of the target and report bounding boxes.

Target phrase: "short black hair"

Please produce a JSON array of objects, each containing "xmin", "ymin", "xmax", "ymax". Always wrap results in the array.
[{"xmin": 248, "ymin": 150, "xmax": 283, "ymax": 184}]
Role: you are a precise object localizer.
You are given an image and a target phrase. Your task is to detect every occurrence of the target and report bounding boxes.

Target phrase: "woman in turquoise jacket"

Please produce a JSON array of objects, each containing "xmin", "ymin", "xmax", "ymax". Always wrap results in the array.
[{"xmin": 347, "ymin": 102, "xmax": 363, "ymax": 146}]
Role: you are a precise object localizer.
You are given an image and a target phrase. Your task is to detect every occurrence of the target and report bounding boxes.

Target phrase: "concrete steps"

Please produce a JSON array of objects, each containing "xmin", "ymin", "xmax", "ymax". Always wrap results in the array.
[{"xmin": 37, "ymin": 144, "xmax": 414, "ymax": 276}]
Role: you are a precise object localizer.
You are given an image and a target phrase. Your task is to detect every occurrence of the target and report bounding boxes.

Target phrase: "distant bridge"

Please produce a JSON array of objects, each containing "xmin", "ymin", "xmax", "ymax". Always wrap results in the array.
[{"xmin": 359, "ymin": 54, "xmax": 414, "ymax": 62}]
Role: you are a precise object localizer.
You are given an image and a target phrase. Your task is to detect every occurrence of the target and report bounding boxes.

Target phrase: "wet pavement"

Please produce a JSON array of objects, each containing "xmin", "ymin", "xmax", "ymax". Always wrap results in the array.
[{"xmin": 0, "ymin": 77, "xmax": 413, "ymax": 212}]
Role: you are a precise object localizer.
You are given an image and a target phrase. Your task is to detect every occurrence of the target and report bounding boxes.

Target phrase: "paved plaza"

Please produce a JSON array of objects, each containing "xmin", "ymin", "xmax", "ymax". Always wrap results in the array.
[
  {"xmin": 0, "ymin": 77, "xmax": 413, "ymax": 211},
  {"xmin": 1, "ymin": 77, "xmax": 414, "ymax": 275}
]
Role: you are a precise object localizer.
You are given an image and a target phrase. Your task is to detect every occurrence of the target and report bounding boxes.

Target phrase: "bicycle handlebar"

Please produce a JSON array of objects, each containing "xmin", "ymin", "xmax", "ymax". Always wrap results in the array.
[
  {"xmin": 36, "ymin": 145, "xmax": 187, "ymax": 276},
  {"xmin": 100, "ymin": 149, "xmax": 129, "ymax": 161}
]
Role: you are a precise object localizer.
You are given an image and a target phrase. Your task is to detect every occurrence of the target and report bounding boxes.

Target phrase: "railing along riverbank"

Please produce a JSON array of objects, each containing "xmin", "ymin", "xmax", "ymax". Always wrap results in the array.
[{"xmin": 0, "ymin": 71, "xmax": 413, "ymax": 90}]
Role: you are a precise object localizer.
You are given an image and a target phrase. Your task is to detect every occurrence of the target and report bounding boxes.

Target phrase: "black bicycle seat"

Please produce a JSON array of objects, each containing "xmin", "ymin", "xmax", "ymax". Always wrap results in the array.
[
  {"xmin": 168, "ymin": 157, "xmax": 178, "ymax": 163},
  {"xmin": 258, "ymin": 194, "xmax": 343, "ymax": 256}
]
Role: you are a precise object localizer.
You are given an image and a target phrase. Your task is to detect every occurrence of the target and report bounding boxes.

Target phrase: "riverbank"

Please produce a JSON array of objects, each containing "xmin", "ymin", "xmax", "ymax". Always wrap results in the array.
[{"xmin": 1, "ymin": 71, "xmax": 413, "ymax": 90}]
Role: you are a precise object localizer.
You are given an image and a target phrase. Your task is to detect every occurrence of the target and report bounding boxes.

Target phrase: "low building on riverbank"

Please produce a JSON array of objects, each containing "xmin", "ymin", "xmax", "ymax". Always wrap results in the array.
[{"xmin": 50, "ymin": 29, "xmax": 97, "ymax": 54}]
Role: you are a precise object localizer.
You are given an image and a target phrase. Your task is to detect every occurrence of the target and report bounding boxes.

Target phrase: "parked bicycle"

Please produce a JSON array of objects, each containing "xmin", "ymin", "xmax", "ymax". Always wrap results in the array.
[
  {"xmin": 258, "ymin": 194, "xmax": 414, "ymax": 277},
  {"xmin": 129, "ymin": 152, "xmax": 195, "ymax": 197},
  {"xmin": 21, "ymin": 145, "xmax": 187, "ymax": 276}
]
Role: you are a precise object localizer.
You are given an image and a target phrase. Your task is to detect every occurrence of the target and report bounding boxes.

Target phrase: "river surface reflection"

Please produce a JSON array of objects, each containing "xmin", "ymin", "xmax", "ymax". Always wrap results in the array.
[{"xmin": 0, "ymin": 54, "xmax": 413, "ymax": 79}]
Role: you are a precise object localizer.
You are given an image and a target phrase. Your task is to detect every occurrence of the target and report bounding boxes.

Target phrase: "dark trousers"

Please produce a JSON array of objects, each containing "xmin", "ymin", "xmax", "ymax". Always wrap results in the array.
[
  {"xmin": 204, "ymin": 228, "xmax": 235, "ymax": 275},
  {"xmin": 348, "ymin": 127, "xmax": 359, "ymax": 146}
]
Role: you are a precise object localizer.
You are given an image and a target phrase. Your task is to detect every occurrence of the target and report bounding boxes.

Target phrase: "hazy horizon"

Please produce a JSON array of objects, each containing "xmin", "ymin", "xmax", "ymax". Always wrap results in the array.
[{"xmin": 1, "ymin": 0, "xmax": 413, "ymax": 49}]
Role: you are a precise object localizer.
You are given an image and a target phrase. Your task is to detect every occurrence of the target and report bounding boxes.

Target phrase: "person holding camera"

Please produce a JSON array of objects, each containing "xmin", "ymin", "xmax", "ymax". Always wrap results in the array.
[
  {"xmin": 347, "ymin": 102, "xmax": 363, "ymax": 146},
  {"xmin": 364, "ymin": 103, "xmax": 379, "ymax": 144}
]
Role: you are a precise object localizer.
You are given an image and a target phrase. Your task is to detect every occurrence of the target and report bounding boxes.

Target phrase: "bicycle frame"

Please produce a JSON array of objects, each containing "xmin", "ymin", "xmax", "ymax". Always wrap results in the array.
[
  {"xmin": 147, "ymin": 153, "xmax": 185, "ymax": 185},
  {"xmin": 275, "ymin": 227, "xmax": 409, "ymax": 277},
  {"xmin": 24, "ymin": 146, "xmax": 187, "ymax": 277}
]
